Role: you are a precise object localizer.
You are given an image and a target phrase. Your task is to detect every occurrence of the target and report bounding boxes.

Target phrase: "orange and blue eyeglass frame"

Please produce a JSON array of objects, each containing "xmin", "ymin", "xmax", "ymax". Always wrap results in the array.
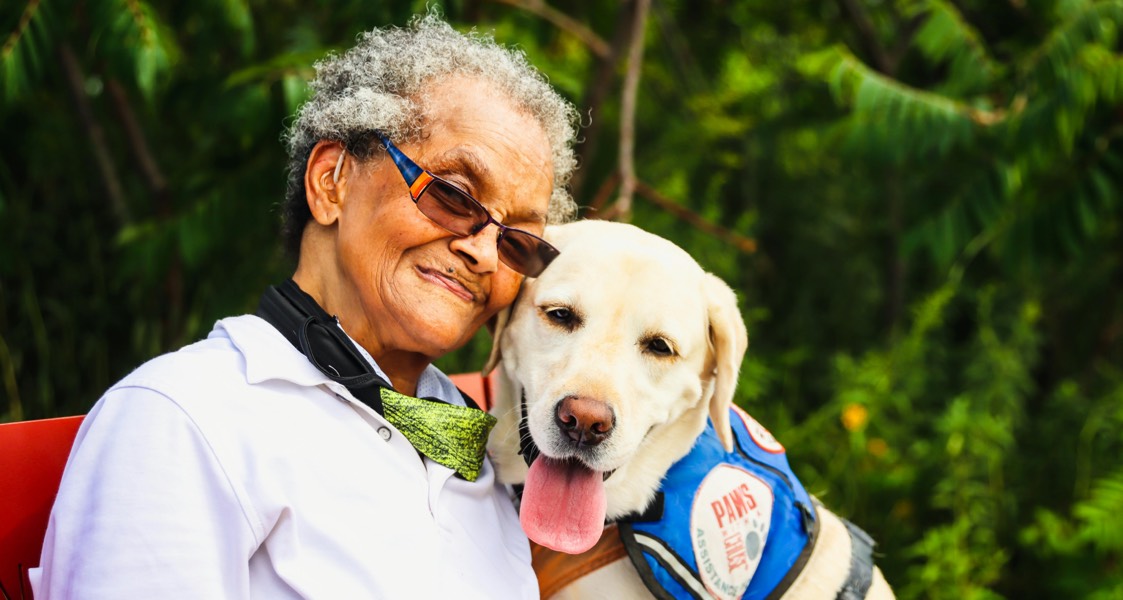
[{"xmin": 377, "ymin": 133, "xmax": 560, "ymax": 278}]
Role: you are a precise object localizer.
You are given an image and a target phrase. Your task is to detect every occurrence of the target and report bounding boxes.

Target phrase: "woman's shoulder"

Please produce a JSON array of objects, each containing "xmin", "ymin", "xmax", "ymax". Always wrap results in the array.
[
  {"xmin": 95, "ymin": 314, "xmax": 341, "ymax": 460},
  {"xmin": 113, "ymin": 318, "xmax": 248, "ymax": 392},
  {"xmin": 109, "ymin": 314, "xmax": 314, "ymax": 410}
]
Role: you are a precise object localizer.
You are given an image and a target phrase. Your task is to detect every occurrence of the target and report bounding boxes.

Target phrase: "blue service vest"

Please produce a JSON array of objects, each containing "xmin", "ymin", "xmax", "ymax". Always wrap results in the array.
[{"xmin": 617, "ymin": 406, "xmax": 818, "ymax": 600}]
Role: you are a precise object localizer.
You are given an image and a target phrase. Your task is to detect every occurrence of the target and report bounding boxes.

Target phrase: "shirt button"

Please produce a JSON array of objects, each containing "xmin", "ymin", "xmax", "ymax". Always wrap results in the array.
[{"xmin": 377, "ymin": 426, "xmax": 392, "ymax": 441}]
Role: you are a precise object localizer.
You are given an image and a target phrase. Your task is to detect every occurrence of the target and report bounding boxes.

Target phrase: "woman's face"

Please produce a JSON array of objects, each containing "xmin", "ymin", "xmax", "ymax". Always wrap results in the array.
[{"xmin": 331, "ymin": 76, "xmax": 555, "ymax": 362}]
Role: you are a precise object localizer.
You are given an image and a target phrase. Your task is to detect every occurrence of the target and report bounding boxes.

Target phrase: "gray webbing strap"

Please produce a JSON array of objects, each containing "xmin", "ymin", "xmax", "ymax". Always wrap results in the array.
[{"xmin": 835, "ymin": 518, "xmax": 876, "ymax": 600}]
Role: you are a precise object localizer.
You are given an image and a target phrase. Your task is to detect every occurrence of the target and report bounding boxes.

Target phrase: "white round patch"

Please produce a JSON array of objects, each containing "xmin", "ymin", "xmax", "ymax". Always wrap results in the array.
[
  {"xmin": 691, "ymin": 464, "xmax": 774, "ymax": 600},
  {"xmin": 732, "ymin": 405, "xmax": 785, "ymax": 454}
]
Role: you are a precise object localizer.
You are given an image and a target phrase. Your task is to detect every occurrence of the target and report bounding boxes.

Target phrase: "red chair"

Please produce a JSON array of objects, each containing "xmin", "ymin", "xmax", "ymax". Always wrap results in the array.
[
  {"xmin": 450, "ymin": 370, "xmax": 497, "ymax": 413},
  {"xmin": 0, "ymin": 415, "xmax": 84, "ymax": 599},
  {"xmin": 0, "ymin": 372, "xmax": 495, "ymax": 600}
]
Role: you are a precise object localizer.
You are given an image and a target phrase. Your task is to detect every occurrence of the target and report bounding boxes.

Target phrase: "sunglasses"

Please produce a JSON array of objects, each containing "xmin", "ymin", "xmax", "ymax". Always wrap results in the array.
[{"xmin": 339, "ymin": 134, "xmax": 560, "ymax": 278}]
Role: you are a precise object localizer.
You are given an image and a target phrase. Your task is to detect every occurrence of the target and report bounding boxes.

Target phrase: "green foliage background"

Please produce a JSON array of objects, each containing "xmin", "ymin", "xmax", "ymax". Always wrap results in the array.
[{"xmin": 3, "ymin": 0, "xmax": 1122, "ymax": 596}]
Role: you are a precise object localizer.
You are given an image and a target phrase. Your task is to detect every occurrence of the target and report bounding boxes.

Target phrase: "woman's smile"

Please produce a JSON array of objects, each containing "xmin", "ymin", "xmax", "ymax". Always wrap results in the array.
[{"xmin": 417, "ymin": 265, "xmax": 477, "ymax": 302}]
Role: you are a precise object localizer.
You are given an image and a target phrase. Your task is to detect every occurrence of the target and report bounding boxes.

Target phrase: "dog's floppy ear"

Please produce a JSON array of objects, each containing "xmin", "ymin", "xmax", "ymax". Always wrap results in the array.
[
  {"xmin": 703, "ymin": 273, "xmax": 748, "ymax": 452},
  {"xmin": 483, "ymin": 305, "xmax": 510, "ymax": 376}
]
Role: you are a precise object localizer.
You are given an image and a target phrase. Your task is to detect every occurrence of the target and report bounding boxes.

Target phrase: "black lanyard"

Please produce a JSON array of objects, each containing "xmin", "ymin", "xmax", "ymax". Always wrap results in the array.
[
  {"xmin": 255, "ymin": 279, "xmax": 483, "ymax": 414},
  {"xmin": 256, "ymin": 279, "xmax": 388, "ymax": 415}
]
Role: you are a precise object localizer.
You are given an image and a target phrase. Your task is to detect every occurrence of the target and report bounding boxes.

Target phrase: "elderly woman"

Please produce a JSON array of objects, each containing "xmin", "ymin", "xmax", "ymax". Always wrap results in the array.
[{"xmin": 32, "ymin": 15, "xmax": 578, "ymax": 599}]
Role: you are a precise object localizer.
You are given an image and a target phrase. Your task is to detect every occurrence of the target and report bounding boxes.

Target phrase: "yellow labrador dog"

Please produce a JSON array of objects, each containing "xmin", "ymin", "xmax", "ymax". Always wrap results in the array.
[{"xmin": 485, "ymin": 221, "xmax": 893, "ymax": 600}]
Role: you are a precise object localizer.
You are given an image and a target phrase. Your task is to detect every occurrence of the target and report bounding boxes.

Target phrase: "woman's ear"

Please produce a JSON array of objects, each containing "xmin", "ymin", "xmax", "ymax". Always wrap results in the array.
[{"xmin": 304, "ymin": 141, "xmax": 348, "ymax": 226}]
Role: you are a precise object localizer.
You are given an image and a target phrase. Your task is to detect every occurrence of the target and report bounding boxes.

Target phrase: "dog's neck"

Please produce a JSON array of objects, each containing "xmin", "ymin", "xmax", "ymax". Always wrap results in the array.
[
  {"xmin": 486, "ymin": 367, "xmax": 532, "ymax": 485},
  {"xmin": 487, "ymin": 367, "xmax": 711, "ymax": 520}
]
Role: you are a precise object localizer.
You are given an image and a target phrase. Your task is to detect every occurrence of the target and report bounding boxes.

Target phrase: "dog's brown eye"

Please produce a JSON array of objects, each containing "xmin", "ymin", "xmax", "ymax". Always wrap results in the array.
[
  {"xmin": 543, "ymin": 306, "xmax": 580, "ymax": 330},
  {"xmin": 644, "ymin": 337, "xmax": 674, "ymax": 357}
]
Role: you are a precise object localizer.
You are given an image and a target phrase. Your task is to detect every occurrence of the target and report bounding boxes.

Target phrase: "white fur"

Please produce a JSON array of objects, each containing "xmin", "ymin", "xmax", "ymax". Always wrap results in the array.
[{"xmin": 486, "ymin": 221, "xmax": 894, "ymax": 599}]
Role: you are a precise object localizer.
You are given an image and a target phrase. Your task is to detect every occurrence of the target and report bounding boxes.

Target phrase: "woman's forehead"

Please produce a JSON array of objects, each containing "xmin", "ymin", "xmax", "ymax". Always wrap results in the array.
[
  {"xmin": 423, "ymin": 147, "xmax": 492, "ymax": 181},
  {"xmin": 419, "ymin": 77, "xmax": 551, "ymax": 160}
]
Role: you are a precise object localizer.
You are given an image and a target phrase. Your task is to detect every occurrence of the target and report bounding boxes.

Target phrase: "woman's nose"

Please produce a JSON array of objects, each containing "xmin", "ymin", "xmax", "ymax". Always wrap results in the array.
[{"xmin": 449, "ymin": 222, "xmax": 502, "ymax": 273}]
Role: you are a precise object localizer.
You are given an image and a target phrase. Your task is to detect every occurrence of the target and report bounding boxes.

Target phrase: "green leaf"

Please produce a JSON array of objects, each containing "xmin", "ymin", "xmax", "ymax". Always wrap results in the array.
[
  {"xmin": 282, "ymin": 73, "xmax": 309, "ymax": 117},
  {"xmin": 224, "ymin": 49, "xmax": 324, "ymax": 88},
  {"xmin": 1, "ymin": 0, "xmax": 55, "ymax": 106},
  {"xmin": 96, "ymin": 0, "xmax": 181, "ymax": 99},
  {"xmin": 1023, "ymin": 0, "xmax": 1123, "ymax": 88},
  {"xmin": 208, "ymin": 0, "xmax": 254, "ymax": 56},
  {"xmin": 806, "ymin": 45, "xmax": 977, "ymax": 158},
  {"xmin": 914, "ymin": 0, "xmax": 999, "ymax": 96}
]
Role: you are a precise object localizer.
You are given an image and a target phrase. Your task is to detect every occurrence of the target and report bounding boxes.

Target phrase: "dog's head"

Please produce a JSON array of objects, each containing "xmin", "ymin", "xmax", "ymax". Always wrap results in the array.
[{"xmin": 485, "ymin": 220, "xmax": 748, "ymax": 553}]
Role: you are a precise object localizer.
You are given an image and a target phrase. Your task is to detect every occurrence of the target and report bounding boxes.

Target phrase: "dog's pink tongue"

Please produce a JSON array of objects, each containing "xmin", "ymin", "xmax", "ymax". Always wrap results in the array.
[{"xmin": 521, "ymin": 457, "xmax": 607, "ymax": 554}]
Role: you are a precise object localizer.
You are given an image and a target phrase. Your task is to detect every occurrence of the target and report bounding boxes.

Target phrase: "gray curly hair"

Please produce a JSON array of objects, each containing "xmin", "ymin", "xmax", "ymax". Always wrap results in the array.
[{"xmin": 281, "ymin": 14, "xmax": 580, "ymax": 257}]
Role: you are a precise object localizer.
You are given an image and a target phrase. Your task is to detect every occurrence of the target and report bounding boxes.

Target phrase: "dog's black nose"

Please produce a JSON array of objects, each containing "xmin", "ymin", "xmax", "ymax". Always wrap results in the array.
[{"xmin": 555, "ymin": 396, "xmax": 615, "ymax": 447}]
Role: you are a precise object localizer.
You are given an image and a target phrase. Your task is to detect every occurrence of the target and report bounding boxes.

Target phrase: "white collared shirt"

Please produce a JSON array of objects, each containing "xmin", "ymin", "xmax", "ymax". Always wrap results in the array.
[{"xmin": 31, "ymin": 315, "xmax": 538, "ymax": 599}]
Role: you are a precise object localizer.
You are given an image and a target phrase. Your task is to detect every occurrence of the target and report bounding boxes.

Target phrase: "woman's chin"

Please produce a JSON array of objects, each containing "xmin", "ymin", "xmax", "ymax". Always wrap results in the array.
[{"xmin": 405, "ymin": 310, "xmax": 483, "ymax": 356}]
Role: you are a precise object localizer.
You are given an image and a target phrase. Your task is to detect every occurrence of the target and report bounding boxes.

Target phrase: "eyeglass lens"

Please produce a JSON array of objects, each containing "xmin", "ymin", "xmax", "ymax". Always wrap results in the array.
[{"xmin": 416, "ymin": 178, "xmax": 556, "ymax": 276}]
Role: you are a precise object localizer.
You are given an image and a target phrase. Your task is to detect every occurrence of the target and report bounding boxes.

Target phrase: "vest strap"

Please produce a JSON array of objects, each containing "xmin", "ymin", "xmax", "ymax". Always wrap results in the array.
[
  {"xmin": 531, "ymin": 524, "xmax": 629, "ymax": 599},
  {"xmin": 762, "ymin": 501, "xmax": 820, "ymax": 600},
  {"xmin": 835, "ymin": 517, "xmax": 876, "ymax": 600},
  {"xmin": 618, "ymin": 522, "xmax": 707, "ymax": 600}
]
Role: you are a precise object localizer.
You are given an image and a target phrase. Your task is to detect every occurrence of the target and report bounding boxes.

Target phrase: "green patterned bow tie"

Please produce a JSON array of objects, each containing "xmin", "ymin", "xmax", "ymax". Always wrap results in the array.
[{"xmin": 379, "ymin": 388, "xmax": 497, "ymax": 481}]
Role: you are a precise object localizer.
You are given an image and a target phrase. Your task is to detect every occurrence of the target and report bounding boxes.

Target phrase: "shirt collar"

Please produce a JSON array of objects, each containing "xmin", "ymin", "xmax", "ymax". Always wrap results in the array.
[
  {"xmin": 342, "ymin": 328, "xmax": 458, "ymax": 403},
  {"xmin": 212, "ymin": 314, "xmax": 332, "ymax": 387},
  {"xmin": 212, "ymin": 314, "xmax": 463, "ymax": 406}
]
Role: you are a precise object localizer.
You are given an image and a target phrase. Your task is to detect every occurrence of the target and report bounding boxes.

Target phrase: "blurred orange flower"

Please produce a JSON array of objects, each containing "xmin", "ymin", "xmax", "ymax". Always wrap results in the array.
[{"xmin": 841, "ymin": 403, "xmax": 869, "ymax": 432}]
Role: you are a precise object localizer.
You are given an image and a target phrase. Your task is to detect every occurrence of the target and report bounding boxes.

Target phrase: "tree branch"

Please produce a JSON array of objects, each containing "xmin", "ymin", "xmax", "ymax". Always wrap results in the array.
[
  {"xmin": 835, "ymin": 0, "xmax": 892, "ymax": 73},
  {"xmin": 59, "ymin": 44, "xmax": 131, "ymax": 227},
  {"xmin": 602, "ymin": 0, "xmax": 650, "ymax": 222},
  {"xmin": 569, "ymin": 1, "xmax": 635, "ymax": 200},
  {"xmin": 104, "ymin": 77, "xmax": 183, "ymax": 346},
  {"xmin": 586, "ymin": 175, "xmax": 757, "ymax": 253},
  {"xmin": 888, "ymin": 13, "xmax": 925, "ymax": 74},
  {"xmin": 585, "ymin": 172, "xmax": 621, "ymax": 215},
  {"xmin": 634, "ymin": 182, "xmax": 757, "ymax": 253},
  {"xmin": 106, "ymin": 78, "xmax": 168, "ymax": 200},
  {"xmin": 0, "ymin": 332, "xmax": 23, "ymax": 422},
  {"xmin": 487, "ymin": 0, "xmax": 611, "ymax": 59},
  {"xmin": 1, "ymin": 0, "xmax": 41, "ymax": 63},
  {"xmin": 651, "ymin": 0, "xmax": 705, "ymax": 96}
]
